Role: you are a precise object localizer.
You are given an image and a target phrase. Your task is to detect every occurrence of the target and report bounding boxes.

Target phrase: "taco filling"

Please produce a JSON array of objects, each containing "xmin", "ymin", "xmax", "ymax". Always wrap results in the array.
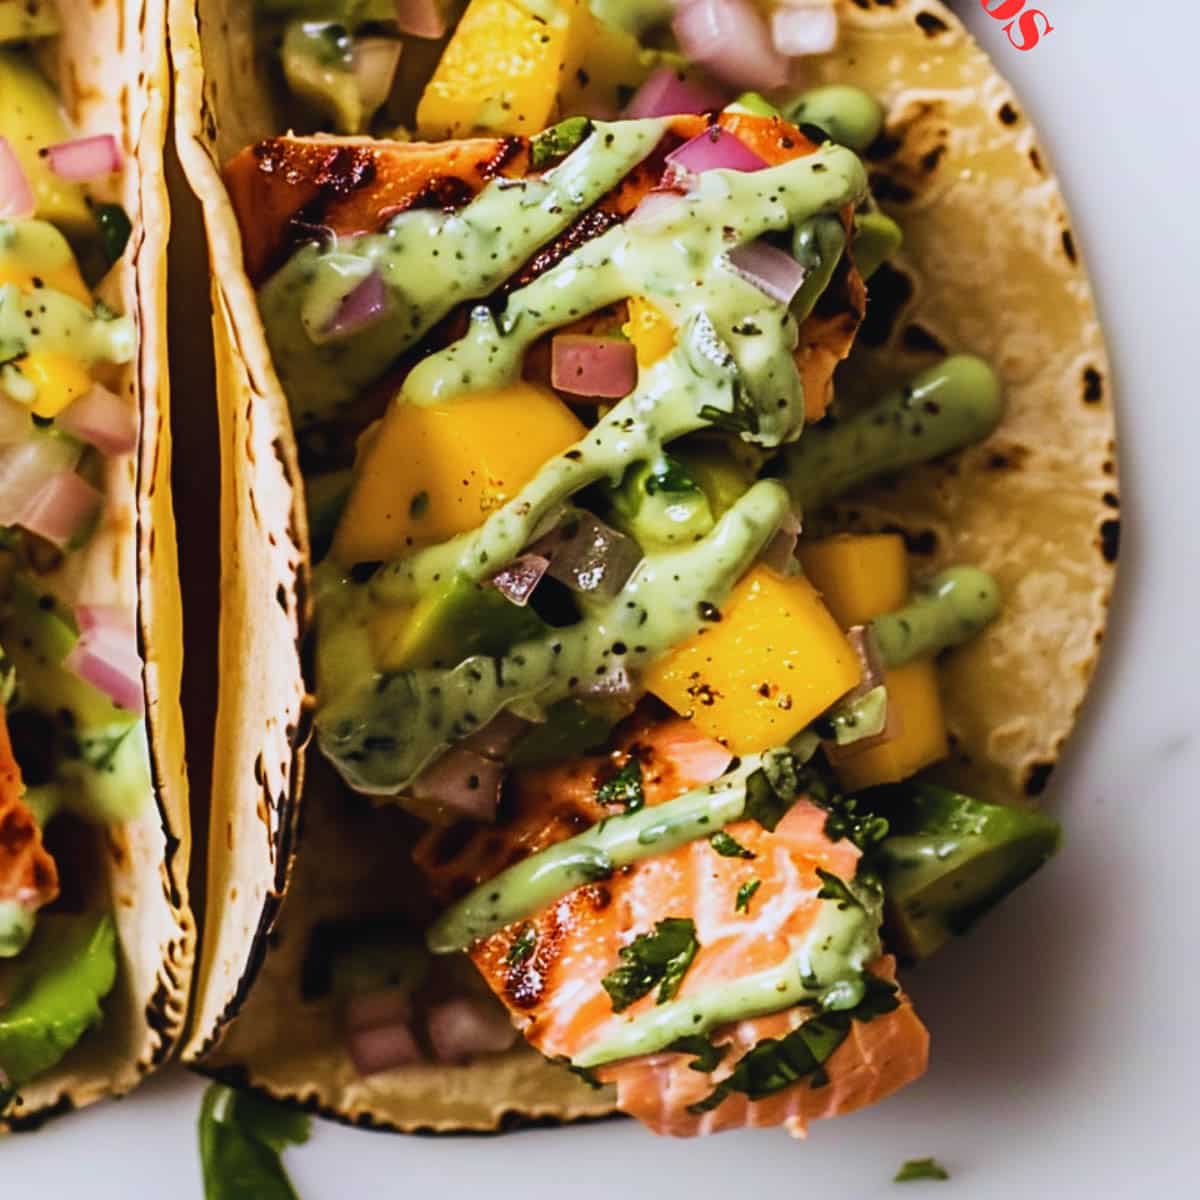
[
  {"xmin": 208, "ymin": 0, "xmax": 1076, "ymax": 1137},
  {"xmin": 0, "ymin": 10, "xmax": 156, "ymax": 1115}
]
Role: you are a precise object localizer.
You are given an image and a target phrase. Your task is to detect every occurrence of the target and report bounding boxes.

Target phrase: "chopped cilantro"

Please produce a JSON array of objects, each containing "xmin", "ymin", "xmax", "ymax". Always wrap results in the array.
[
  {"xmin": 709, "ymin": 830, "xmax": 755, "ymax": 859},
  {"xmin": 644, "ymin": 456, "xmax": 700, "ymax": 496},
  {"xmin": 601, "ymin": 917, "xmax": 699, "ymax": 1012},
  {"xmin": 812, "ymin": 785, "xmax": 890, "ymax": 852},
  {"xmin": 505, "ymin": 923, "xmax": 537, "ymax": 967},
  {"xmin": 198, "ymin": 1084, "xmax": 310, "ymax": 1200},
  {"xmin": 597, "ymin": 756, "xmax": 644, "ymax": 812},
  {"xmin": 668, "ymin": 1035, "xmax": 728, "ymax": 1073},
  {"xmin": 93, "ymin": 203, "xmax": 132, "ymax": 265},
  {"xmin": 895, "ymin": 1158, "xmax": 950, "ymax": 1183},
  {"xmin": 688, "ymin": 973, "xmax": 900, "ymax": 1114},
  {"xmin": 735, "ymin": 879, "xmax": 761, "ymax": 913},
  {"xmin": 815, "ymin": 869, "xmax": 861, "ymax": 910},
  {"xmin": 530, "ymin": 117, "xmax": 593, "ymax": 169}
]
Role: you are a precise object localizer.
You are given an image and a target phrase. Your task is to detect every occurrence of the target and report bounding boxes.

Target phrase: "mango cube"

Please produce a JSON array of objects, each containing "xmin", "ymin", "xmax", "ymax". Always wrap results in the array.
[
  {"xmin": 799, "ymin": 533, "xmax": 951, "ymax": 789},
  {"xmin": 22, "ymin": 352, "xmax": 93, "ymax": 419},
  {"xmin": 332, "ymin": 381, "xmax": 584, "ymax": 567},
  {"xmin": 829, "ymin": 660, "xmax": 948, "ymax": 790},
  {"xmin": 644, "ymin": 565, "xmax": 860, "ymax": 754},
  {"xmin": 416, "ymin": 0, "xmax": 585, "ymax": 138},
  {"xmin": 623, "ymin": 296, "xmax": 675, "ymax": 368},
  {"xmin": 798, "ymin": 533, "xmax": 908, "ymax": 628}
]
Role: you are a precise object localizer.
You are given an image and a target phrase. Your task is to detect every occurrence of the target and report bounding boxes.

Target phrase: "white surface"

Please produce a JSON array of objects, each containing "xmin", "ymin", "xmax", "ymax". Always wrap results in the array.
[{"xmin": 6, "ymin": 1, "xmax": 1200, "ymax": 1195}]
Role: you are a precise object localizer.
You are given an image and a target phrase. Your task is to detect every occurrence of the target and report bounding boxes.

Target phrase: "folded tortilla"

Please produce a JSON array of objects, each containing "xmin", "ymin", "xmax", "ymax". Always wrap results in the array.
[
  {"xmin": 1, "ymin": 0, "xmax": 195, "ymax": 1133},
  {"xmin": 170, "ymin": 0, "xmax": 1115, "ymax": 1131}
]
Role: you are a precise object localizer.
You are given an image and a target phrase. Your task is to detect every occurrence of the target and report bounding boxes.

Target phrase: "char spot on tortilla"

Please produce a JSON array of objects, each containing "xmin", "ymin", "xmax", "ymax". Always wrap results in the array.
[
  {"xmin": 1083, "ymin": 365, "xmax": 1104, "ymax": 403},
  {"xmin": 1023, "ymin": 761, "xmax": 1055, "ymax": 797},
  {"xmin": 915, "ymin": 10, "xmax": 948, "ymax": 35},
  {"xmin": 1061, "ymin": 229, "xmax": 1078, "ymax": 264},
  {"xmin": 1102, "ymin": 491, "xmax": 1120, "ymax": 509},
  {"xmin": 869, "ymin": 171, "xmax": 915, "ymax": 205},
  {"xmin": 1029, "ymin": 146, "xmax": 1045, "ymax": 175},
  {"xmin": 998, "ymin": 102, "xmax": 1020, "ymax": 126},
  {"xmin": 1099, "ymin": 518, "xmax": 1121, "ymax": 564}
]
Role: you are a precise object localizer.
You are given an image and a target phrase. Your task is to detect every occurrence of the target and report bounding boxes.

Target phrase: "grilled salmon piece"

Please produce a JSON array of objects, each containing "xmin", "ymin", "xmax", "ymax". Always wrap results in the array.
[
  {"xmin": 225, "ymin": 134, "xmax": 530, "ymax": 282},
  {"xmin": 0, "ymin": 706, "xmax": 59, "ymax": 932},
  {"xmin": 416, "ymin": 712, "xmax": 928, "ymax": 1136},
  {"xmin": 601, "ymin": 955, "xmax": 929, "ymax": 1137}
]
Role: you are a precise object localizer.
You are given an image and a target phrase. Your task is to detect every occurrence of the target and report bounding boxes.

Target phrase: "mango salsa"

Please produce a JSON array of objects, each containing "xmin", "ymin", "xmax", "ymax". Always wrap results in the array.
[
  {"xmin": 331, "ymin": 381, "xmax": 584, "ymax": 567},
  {"xmin": 22, "ymin": 352, "xmax": 93, "ymax": 419},
  {"xmin": 829, "ymin": 660, "xmax": 948, "ymax": 791},
  {"xmin": 644, "ymin": 565, "xmax": 859, "ymax": 754},
  {"xmin": 798, "ymin": 533, "xmax": 949, "ymax": 788},
  {"xmin": 416, "ymin": 0, "xmax": 586, "ymax": 138},
  {"xmin": 623, "ymin": 296, "xmax": 675, "ymax": 368},
  {"xmin": 798, "ymin": 533, "xmax": 909, "ymax": 628}
]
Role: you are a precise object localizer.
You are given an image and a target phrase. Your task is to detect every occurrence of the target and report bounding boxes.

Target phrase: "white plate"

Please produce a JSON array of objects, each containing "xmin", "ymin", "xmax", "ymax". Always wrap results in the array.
[{"xmin": 5, "ymin": 1, "xmax": 1200, "ymax": 1194}]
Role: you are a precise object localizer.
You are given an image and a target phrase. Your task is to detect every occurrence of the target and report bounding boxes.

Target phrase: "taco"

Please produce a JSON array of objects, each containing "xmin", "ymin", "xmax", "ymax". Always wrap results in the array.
[
  {"xmin": 0, "ymin": 0, "xmax": 193, "ymax": 1129},
  {"xmin": 171, "ymin": 0, "xmax": 1115, "ymax": 1136}
]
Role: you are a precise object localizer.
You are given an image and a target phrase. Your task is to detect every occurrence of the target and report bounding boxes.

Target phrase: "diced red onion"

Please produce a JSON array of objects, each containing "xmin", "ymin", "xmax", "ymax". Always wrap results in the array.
[
  {"xmin": 0, "ymin": 392, "xmax": 33, "ymax": 445},
  {"xmin": 0, "ymin": 437, "xmax": 81, "ymax": 525},
  {"xmin": 489, "ymin": 554, "xmax": 550, "ymax": 607},
  {"xmin": 345, "ymin": 986, "xmax": 413, "ymax": 1034},
  {"xmin": 353, "ymin": 37, "xmax": 403, "ymax": 117},
  {"xmin": 664, "ymin": 126, "xmax": 768, "ymax": 183},
  {"xmin": 56, "ymin": 383, "xmax": 138, "ymax": 457},
  {"xmin": 551, "ymin": 335, "xmax": 637, "ymax": 399},
  {"xmin": 627, "ymin": 189, "xmax": 685, "ymax": 229},
  {"xmin": 461, "ymin": 709, "xmax": 531, "ymax": 760},
  {"xmin": 530, "ymin": 511, "xmax": 643, "ymax": 599},
  {"xmin": 19, "ymin": 469, "xmax": 102, "ymax": 549},
  {"xmin": 846, "ymin": 625, "xmax": 885, "ymax": 700},
  {"xmin": 75, "ymin": 603, "xmax": 136, "ymax": 640},
  {"xmin": 42, "ymin": 134, "xmax": 123, "ymax": 182},
  {"xmin": 0, "ymin": 137, "xmax": 34, "ymax": 220},
  {"xmin": 348, "ymin": 1022, "xmax": 423, "ymax": 1077},
  {"xmin": 64, "ymin": 628, "xmax": 144, "ymax": 715},
  {"xmin": 326, "ymin": 269, "xmax": 388, "ymax": 339},
  {"xmin": 393, "ymin": 0, "xmax": 446, "ymax": 38},
  {"xmin": 427, "ymin": 996, "xmax": 518, "ymax": 1064},
  {"xmin": 760, "ymin": 509, "xmax": 801, "ymax": 574},
  {"xmin": 624, "ymin": 67, "xmax": 727, "ymax": 119},
  {"xmin": 771, "ymin": 2, "xmax": 838, "ymax": 56},
  {"xmin": 727, "ymin": 239, "xmax": 808, "ymax": 304},
  {"xmin": 673, "ymin": 0, "xmax": 789, "ymax": 91},
  {"xmin": 411, "ymin": 747, "xmax": 504, "ymax": 822}
]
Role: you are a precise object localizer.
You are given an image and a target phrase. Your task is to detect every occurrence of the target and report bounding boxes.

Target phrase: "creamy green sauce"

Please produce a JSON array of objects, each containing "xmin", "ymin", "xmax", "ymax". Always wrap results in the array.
[
  {"xmin": 871, "ymin": 566, "xmax": 1001, "ymax": 668},
  {"xmin": 318, "ymin": 481, "xmax": 787, "ymax": 793},
  {"xmin": 259, "ymin": 119, "xmax": 669, "ymax": 425},
  {"xmin": 0, "ymin": 221, "xmax": 134, "ymax": 404},
  {"xmin": 574, "ymin": 874, "xmax": 883, "ymax": 1068},
  {"xmin": 427, "ymin": 748, "xmax": 795, "ymax": 953},
  {"xmin": 783, "ymin": 355, "xmax": 1003, "ymax": 514}
]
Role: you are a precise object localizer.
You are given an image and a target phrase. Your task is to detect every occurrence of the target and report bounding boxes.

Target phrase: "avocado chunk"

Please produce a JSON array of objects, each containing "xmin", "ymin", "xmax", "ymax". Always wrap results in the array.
[
  {"xmin": 2, "ymin": 581, "xmax": 149, "ymax": 826},
  {"xmin": 0, "ymin": 0, "xmax": 60, "ymax": 42},
  {"xmin": 878, "ymin": 783, "xmax": 1061, "ymax": 962},
  {"xmin": 374, "ymin": 573, "xmax": 549, "ymax": 672},
  {"xmin": 0, "ymin": 50, "xmax": 90, "ymax": 236},
  {"xmin": 0, "ymin": 912, "xmax": 117, "ymax": 1094}
]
